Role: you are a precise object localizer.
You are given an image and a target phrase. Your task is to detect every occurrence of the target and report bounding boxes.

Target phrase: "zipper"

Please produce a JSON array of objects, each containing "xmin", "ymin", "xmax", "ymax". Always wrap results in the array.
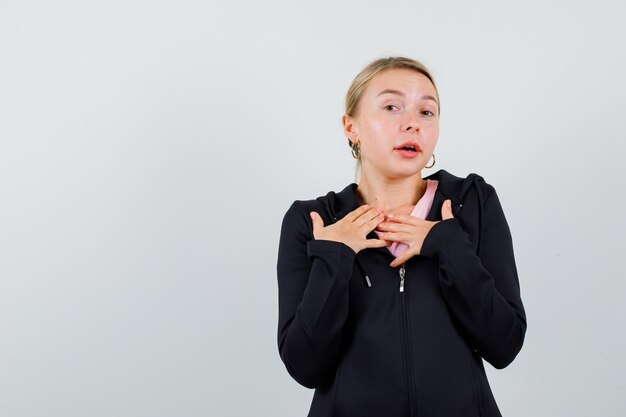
[{"xmin": 398, "ymin": 262, "xmax": 416, "ymax": 416}]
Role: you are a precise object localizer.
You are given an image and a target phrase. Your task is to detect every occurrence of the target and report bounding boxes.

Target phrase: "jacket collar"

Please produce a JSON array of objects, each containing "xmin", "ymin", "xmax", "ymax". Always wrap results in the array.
[{"xmin": 320, "ymin": 169, "xmax": 482, "ymax": 223}]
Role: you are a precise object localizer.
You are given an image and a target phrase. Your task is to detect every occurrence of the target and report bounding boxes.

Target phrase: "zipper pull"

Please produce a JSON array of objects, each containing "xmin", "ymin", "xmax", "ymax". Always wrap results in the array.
[
  {"xmin": 399, "ymin": 265, "xmax": 406, "ymax": 292},
  {"xmin": 364, "ymin": 275, "xmax": 372, "ymax": 287}
]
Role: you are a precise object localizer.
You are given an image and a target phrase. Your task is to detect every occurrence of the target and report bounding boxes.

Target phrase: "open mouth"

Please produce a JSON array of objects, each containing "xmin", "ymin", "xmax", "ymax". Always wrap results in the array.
[{"xmin": 394, "ymin": 145, "xmax": 420, "ymax": 159}]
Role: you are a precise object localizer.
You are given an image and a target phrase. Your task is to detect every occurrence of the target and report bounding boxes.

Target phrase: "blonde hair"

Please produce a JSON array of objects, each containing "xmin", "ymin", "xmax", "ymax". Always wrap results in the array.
[{"xmin": 344, "ymin": 56, "xmax": 440, "ymax": 182}]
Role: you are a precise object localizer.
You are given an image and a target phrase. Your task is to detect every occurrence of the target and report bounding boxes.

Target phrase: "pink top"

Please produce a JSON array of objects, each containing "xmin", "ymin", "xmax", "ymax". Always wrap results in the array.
[{"xmin": 374, "ymin": 179, "xmax": 439, "ymax": 257}]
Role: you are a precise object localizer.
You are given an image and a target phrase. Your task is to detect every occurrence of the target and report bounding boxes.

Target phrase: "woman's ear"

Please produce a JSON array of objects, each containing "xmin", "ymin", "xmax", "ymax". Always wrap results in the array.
[{"xmin": 342, "ymin": 114, "xmax": 358, "ymax": 141}]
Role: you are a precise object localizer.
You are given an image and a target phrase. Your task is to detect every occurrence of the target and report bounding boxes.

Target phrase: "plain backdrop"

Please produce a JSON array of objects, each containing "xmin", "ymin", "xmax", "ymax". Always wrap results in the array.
[{"xmin": 1, "ymin": 1, "xmax": 625, "ymax": 416}]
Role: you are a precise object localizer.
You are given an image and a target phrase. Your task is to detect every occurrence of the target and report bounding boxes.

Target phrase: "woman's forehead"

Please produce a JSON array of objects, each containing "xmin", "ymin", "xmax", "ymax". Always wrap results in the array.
[
  {"xmin": 364, "ymin": 69, "xmax": 438, "ymax": 104},
  {"xmin": 368, "ymin": 69, "xmax": 435, "ymax": 94}
]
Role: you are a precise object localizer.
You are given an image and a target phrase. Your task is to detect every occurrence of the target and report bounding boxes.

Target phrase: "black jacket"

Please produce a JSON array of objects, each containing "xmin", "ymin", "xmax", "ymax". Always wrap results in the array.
[{"xmin": 276, "ymin": 169, "xmax": 527, "ymax": 417}]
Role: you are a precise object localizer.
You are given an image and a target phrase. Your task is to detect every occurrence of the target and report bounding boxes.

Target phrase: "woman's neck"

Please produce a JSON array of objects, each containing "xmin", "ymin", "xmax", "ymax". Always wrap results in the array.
[{"xmin": 356, "ymin": 172, "xmax": 427, "ymax": 216}]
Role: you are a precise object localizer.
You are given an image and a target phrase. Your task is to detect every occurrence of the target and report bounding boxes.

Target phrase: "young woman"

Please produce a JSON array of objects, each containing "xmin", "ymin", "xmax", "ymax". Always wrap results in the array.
[{"xmin": 276, "ymin": 56, "xmax": 527, "ymax": 417}]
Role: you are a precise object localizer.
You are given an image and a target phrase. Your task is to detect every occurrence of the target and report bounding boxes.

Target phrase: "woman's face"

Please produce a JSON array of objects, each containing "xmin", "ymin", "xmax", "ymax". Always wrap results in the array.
[{"xmin": 343, "ymin": 68, "xmax": 440, "ymax": 179}]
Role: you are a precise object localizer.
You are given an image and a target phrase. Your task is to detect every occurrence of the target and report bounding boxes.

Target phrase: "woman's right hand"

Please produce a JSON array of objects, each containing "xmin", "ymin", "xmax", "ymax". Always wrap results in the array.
[{"xmin": 309, "ymin": 205, "xmax": 389, "ymax": 254}]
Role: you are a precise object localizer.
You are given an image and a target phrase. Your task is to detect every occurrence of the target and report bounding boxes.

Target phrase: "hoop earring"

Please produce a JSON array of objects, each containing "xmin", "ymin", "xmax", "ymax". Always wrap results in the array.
[
  {"xmin": 351, "ymin": 141, "xmax": 361, "ymax": 159},
  {"xmin": 424, "ymin": 153, "xmax": 435, "ymax": 168}
]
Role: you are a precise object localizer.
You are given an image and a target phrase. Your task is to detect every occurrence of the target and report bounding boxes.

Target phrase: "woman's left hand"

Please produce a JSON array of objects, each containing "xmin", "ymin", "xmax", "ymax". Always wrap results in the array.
[{"xmin": 377, "ymin": 199, "xmax": 455, "ymax": 267}]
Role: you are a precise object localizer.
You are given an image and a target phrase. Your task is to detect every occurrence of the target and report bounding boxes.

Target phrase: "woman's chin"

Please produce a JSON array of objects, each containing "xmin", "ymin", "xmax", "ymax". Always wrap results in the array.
[{"xmin": 382, "ymin": 167, "xmax": 423, "ymax": 180}]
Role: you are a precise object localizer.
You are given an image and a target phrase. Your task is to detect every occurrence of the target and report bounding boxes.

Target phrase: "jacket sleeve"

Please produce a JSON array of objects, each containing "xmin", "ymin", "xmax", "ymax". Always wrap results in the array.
[
  {"xmin": 276, "ymin": 201, "xmax": 356, "ymax": 388},
  {"xmin": 420, "ymin": 186, "xmax": 527, "ymax": 369}
]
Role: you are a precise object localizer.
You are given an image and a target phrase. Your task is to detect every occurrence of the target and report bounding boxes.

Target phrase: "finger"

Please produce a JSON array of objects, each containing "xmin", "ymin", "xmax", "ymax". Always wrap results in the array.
[
  {"xmin": 390, "ymin": 250, "xmax": 414, "ymax": 268},
  {"xmin": 375, "ymin": 230, "xmax": 411, "ymax": 244},
  {"xmin": 385, "ymin": 213, "xmax": 419, "ymax": 225},
  {"xmin": 376, "ymin": 221, "xmax": 415, "ymax": 234},
  {"xmin": 355, "ymin": 208, "xmax": 383, "ymax": 227},
  {"xmin": 309, "ymin": 211, "xmax": 324, "ymax": 231},
  {"xmin": 441, "ymin": 199, "xmax": 454, "ymax": 220},
  {"xmin": 344, "ymin": 204, "xmax": 370, "ymax": 222},
  {"xmin": 363, "ymin": 211, "xmax": 385, "ymax": 230},
  {"xmin": 365, "ymin": 238, "xmax": 389, "ymax": 249}
]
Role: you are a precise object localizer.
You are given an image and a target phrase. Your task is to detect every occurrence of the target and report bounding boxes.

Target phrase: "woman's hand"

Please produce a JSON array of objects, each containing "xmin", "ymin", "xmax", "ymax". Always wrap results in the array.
[
  {"xmin": 377, "ymin": 199, "xmax": 455, "ymax": 267},
  {"xmin": 310, "ymin": 205, "xmax": 389, "ymax": 254}
]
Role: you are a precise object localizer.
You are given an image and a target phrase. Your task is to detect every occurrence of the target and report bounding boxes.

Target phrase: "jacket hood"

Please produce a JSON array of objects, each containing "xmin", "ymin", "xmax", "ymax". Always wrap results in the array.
[
  {"xmin": 319, "ymin": 169, "xmax": 483, "ymax": 221},
  {"xmin": 315, "ymin": 169, "xmax": 486, "ymax": 286}
]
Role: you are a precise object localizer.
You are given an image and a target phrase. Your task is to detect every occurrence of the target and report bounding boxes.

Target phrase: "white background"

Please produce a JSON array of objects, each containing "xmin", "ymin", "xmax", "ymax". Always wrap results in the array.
[{"xmin": 1, "ymin": 1, "xmax": 625, "ymax": 416}]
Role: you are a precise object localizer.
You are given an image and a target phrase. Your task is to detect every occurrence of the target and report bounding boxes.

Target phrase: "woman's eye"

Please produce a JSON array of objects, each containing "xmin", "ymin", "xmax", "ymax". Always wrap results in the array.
[
  {"xmin": 423, "ymin": 110, "xmax": 435, "ymax": 117},
  {"xmin": 384, "ymin": 105, "xmax": 398, "ymax": 111}
]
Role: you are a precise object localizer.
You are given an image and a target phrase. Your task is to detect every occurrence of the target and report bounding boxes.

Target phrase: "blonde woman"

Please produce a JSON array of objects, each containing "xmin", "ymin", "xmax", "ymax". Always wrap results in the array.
[{"xmin": 276, "ymin": 56, "xmax": 526, "ymax": 417}]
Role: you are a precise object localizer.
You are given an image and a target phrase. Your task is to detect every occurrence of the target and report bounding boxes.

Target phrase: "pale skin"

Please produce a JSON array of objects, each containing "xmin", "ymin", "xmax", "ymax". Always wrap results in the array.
[{"xmin": 310, "ymin": 68, "xmax": 455, "ymax": 267}]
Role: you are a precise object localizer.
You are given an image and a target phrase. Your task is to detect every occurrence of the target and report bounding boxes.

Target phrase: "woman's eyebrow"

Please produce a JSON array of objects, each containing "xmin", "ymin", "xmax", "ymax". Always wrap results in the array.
[
  {"xmin": 376, "ymin": 89, "xmax": 439, "ymax": 104},
  {"xmin": 377, "ymin": 89, "xmax": 405, "ymax": 97}
]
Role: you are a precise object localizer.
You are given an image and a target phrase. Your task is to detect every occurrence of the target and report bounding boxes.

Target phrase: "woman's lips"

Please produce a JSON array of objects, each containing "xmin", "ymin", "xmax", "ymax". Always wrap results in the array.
[{"xmin": 394, "ymin": 149, "xmax": 420, "ymax": 159}]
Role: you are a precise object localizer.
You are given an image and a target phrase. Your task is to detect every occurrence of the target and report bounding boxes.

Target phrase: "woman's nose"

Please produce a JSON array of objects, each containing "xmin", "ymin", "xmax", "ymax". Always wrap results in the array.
[{"xmin": 403, "ymin": 117, "xmax": 420, "ymax": 132}]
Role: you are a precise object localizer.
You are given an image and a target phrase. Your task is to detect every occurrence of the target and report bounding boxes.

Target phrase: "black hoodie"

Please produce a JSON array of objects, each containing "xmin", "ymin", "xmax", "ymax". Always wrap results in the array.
[{"xmin": 276, "ymin": 169, "xmax": 527, "ymax": 417}]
